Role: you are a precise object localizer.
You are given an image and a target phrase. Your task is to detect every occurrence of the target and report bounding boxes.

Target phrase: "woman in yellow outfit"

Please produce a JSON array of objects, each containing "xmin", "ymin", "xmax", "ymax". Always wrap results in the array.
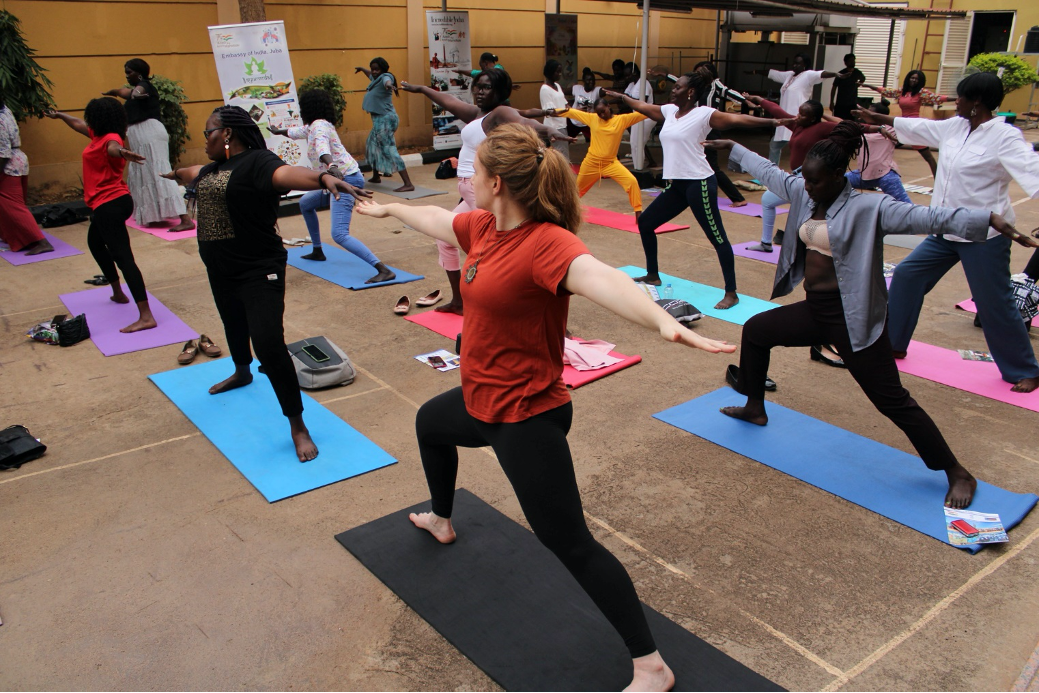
[{"xmin": 544, "ymin": 98, "xmax": 647, "ymax": 218}]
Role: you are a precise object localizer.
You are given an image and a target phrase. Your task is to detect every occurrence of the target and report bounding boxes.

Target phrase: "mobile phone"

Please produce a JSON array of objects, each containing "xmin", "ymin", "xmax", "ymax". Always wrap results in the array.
[
  {"xmin": 427, "ymin": 355, "xmax": 447, "ymax": 368},
  {"xmin": 301, "ymin": 344, "xmax": 330, "ymax": 363},
  {"xmin": 950, "ymin": 519, "xmax": 979, "ymax": 537}
]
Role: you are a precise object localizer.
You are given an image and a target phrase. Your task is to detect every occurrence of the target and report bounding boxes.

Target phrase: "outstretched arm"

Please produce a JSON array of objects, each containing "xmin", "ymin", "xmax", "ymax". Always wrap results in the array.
[
  {"xmin": 163, "ymin": 166, "xmax": 205, "ymax": 184},
  {"xmin": 488, "ymin": 107, "xmax": 576, "ymax": 142},
  {"xmin": 271, "ymin": 166, "xmax": 373, "ymax": 200},
  {"xmin": 43, "ymin": 110, "xmax": 89, "ymax": 137},
  {"xmin": 601, "ymin": 89, "xmax": 664, "ymax": 122},
  {"xmin": 709, "ymin": 111, "xmax": 784, "ymax": 131},
  {"xmin": 852, "ymin": 108, "xmax": 895, "ymax": 127},
  {"xmin": 399, "ymin": 81, "xmax": 482, "ymax": 122},
  {"xmin": 563, "ymin": 255, "xmax": 735, "ymax": 353},
  {"xmin": 354, "ymin": 66, "xmax": 373, "ymax": 78},
  {"xmin": 104, "ymin": 140, "xmax": 145, "ymax": 164},
  {"xmin": 706, "ymin": 139, "xmax": 805, "ymax": 203},
  {"xmin": 355, "ymin": 200, "xmax": 460, "ymax": 247},
  {"xmin": 102, "ymin": 87, "xmax": 133, "ymax": 100}
]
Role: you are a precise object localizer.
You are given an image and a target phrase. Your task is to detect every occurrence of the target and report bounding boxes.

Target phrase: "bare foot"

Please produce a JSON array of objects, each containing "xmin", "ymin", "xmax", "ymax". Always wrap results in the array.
[
  {"xmin": 409, "ymin": 511, "xmax": 456, "ymax": 544},
  {"xmin": 892, "ymin": 350, "xmax": 907, "ymax": 359},
  {"xmin": 632, "ymin": 274, "xmax": 662, "ymax": 286},
  {"xmin": 291, "ymin": 425, "xmax": 318, "ymax": 462},
  {"xmin": 24, "ymin": 239, "xmax": 55, "ymax": 255},
  {"xmin": 365, "ymin": 263, "xmax": 396, "ymax": 284},
  {"xmin": 120, "ymin": 316, "xmax": 157, "ymax": 333},
  {"xmin": 625, "ymin": 651, "xmax": 674, "ymax": 692},
  {"xmin": 393, "ymin": 184, "xmax": 416, "ymax": 193},
  {"xmin": 301, "ymin": 247, "xmax": 326, "ymax": 261},
  {"xmin": 720, "ymin": 405, "xmax": 768, "ymax": 426},
  {"xmin": 209, "ymin": 371, "xmax": 254, "ymax": 395},
  {"xmin": 110, "ymin": 288, "xmax": 130, "ymax": 304},
  {"xmin": 434, "ymin": 300, "xmax": 463, "ymax": 315},
  {"xmin": 714, "ymin": 291, "xmax": 739, "ymax": 310},
  {"xmin": 169, "ymin": 221, "xmax": 195, "ymax": 232},
  {"xmin": 944, "ymin": 464, "xmax": 977, "ymax": 509},
  {"xmin": 1011, "ymin": 376, "xmax": 1039, "ymax": 393},
  {"xmin": 729, "ymin": 200, "xmax": 748, "ymax": 208}
]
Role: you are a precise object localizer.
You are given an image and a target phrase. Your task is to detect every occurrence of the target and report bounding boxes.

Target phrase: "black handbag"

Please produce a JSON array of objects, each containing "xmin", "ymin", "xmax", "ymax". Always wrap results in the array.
[
  {"xmin": 655, "ymin": 299, "xmax": 704, "ymax": 323},
  {"xmin": 0, "ymin": 425, "xmax": 47, "ymax": 471},
  {"xmin": 55, "ymin": 313, "xmax": 90, "ymax": 347},
  {"xmin": 435, "ymin": 159, "xmax": 457, "ymax": 180}
]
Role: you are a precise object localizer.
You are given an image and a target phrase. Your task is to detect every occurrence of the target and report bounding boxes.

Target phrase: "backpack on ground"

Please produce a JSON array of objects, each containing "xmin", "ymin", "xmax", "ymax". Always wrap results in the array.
[{"xmin": 286, "ymin": 336, "xmax": 355, "ymax": 389}]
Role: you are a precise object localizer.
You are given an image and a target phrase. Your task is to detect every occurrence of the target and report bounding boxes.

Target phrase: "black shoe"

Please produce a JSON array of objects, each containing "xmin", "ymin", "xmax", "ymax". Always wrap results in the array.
[
  {"xmin": 810, "ymin": 344, "xmax": 847, "ymax": 368},
  {"xmin": 726, "ymin": 364, "xmax": 776, "ymax": 392},
  {"xmin": 973, "ymin": 313, "xmax": 982, "ymax": 328}
]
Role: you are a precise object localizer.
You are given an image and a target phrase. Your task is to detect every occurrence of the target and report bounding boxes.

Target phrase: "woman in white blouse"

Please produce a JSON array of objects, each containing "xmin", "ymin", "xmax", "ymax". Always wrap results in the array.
[
  {"xmin": 540, "ymin": 60, "xmax": 570, "ymax": 160},
  {"xmin": 857, "ymin": 71, "xmax": 1039, "ymax": 393}
]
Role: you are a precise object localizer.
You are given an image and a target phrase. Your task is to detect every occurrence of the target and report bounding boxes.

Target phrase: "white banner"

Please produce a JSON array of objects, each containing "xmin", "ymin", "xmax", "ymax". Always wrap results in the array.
[
  {"xmin": 207, "ymin": 21, "xmax": 309, "ymax": 166},
  {"xmin": 426, "ymin": 11, "xmax": 472, "ymax": 150}
]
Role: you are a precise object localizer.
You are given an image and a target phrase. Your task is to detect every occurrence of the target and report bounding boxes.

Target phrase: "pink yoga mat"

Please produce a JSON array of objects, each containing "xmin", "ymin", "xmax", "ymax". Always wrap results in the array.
[
  {"xmin": 405, "ymin": 310, "xmax": 641, "ymax": 389},
  {"xmin": 125, "ymin": 216, "xmax": 197, "ymax": 241},
  {"xmin": 583, "ymin": 206, "xmax": 687, "ymax": 234},
  {"xmin": 59, "ymin": 285, "xmax": 199, "ymax": 356},
  {"xmin": 956, "ymin": 299, "xmax": 978, "ymax": 314},
  {"xmin": 717, "ymin": 198, "xmax": 788, "ymax": 218},
  {"xmin": 0, "ymin": 231, "xmax": 82, "ymax": 266},
  {"xmin": 732, "ymin": 241, "xmax": 779, "ymax": 265},
  {"xmin": 896, "ymin": 340, "xmax": 1039, "ymax": 413}
]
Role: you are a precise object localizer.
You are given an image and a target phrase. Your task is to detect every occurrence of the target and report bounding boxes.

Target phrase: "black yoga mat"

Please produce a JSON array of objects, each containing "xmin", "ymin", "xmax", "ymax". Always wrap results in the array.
[{"xmin": 335, "ymin": 489, "xmax": 784, "ymax": 692}]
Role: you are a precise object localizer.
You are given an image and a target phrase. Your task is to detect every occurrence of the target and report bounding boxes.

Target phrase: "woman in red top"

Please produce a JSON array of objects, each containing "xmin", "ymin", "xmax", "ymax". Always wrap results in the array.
[
  {"xmin": 357, "ymin": 124, "xmax": 734, "ymax": 692},
  {"xmin": 862, "ymin": 70, "xmax": 953, "ymax": 176},
  {"xmin": 45, "ymin": 99, "xmax": 157, "ymax": 333}
]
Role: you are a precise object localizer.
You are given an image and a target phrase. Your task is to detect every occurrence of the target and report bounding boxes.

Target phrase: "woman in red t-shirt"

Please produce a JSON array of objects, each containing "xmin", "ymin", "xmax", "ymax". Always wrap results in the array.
[
  {"xmin": 357, "ymin": 124, "xmax": 734, "ymax": 692},
  {"xmin": 45, "ymin": 99, "xmax": 157, "ymax": 333},
  {"xmin": 862, "ymin": 70, "xmax": 953, "ymax": 177}
]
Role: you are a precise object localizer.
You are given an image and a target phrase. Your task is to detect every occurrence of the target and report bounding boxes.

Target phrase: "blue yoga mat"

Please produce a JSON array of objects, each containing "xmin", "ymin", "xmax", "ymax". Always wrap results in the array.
[
  {"xmin": 286, "ymin": 245, "xmax": 422, "ymax": 290},
  {"xmin": 149, "ymin": 359, "xmax": 396, "ymax": 502},
  {"xmin": 618, "ymin": 266, "xmax": 778, "ymax": 326},
  {"xmin": 655, "ymin": 388, "xmax": 1038, "ymax": 552}
]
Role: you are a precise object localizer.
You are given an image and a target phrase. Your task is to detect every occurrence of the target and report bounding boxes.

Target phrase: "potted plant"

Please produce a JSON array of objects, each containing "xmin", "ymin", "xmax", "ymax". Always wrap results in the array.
[
  {"xmin": 298, "ymin": 73, "xmax": 347, "ymax": 128},
  {"xmin": 0, "ymin": 10, "xmax": 55, "ymax": 121}
]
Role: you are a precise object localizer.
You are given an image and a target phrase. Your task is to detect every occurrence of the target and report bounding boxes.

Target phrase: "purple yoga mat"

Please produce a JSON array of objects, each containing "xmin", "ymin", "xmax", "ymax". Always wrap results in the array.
[
  {"xmin": 732, "ymin": 241, "xmax": 779, "ymax": 264},
  {"xmin": 59, "ymin": 286, "xmax": 199, "ymax": 356},
  {"xmin": 0, "ymin": 232, "xmax": 83, "ymax": 266},
  {"xmin": 717, "ymin": 198, "xmax": 788, "ymax": 218}
]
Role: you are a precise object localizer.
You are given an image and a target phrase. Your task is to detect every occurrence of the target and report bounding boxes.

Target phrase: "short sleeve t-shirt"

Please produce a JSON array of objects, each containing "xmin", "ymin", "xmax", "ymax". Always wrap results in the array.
[
  {"xmin": 833, "ymin": 68, "xmax": 866, "ymax": 107},
  {"xmin": 124, "ymin": 79, "xmax": 161, "ymax": 125},
  {"xmin": 452, "ymin": 210, "xmax": 590, "ymax": 423},
  {"xmin": 361, "ymin": 73, "xmax": 395, "ymax": 115},
  {"xmin": 195, "ymin": 148, "xmax": 288, "ymax": 278},
  {"xmin": 658, "ymin": 104, "xmax": 715, "ymax": 180},
  {"xmin": 540, "ymin": 83, "xmax": 569, "ymax": 130},
  {"xmin": 82, "ymin": 132, "xmax": 130, "ymax": 209}
]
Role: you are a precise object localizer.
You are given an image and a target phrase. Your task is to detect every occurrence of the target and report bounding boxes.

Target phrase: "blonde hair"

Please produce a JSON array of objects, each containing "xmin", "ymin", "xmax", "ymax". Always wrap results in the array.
[{"xmin": 476, "ymin": 123, "xmax": 582, "ymax": 233}]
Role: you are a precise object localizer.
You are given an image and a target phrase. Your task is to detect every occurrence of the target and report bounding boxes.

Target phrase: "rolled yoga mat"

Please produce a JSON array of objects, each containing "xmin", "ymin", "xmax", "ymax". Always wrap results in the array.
[
  {"xmin": 149, "ymin": 358, "xmax": 396, "ymax": 502},
  {"xmin": 59, "ymin": 285, "xmax": 199, "ymax": 356},
  {"xmin": 0, "ymin": 231, "xmax": 82, "ymax": 266},
  {"xmin": 125, "ymin": 216, "xmax": 197, "ymax": 241},
  {"xmin": 404, "ymin": 309, "xmax": 642, "ymax": 388},
  {"xmin": 617, "ymin": 266, "xmax": 779, "ymax": 326},
  {"xmin": 336, "ymin": 488, "xmax": 785, "ymax": 692},
  {"xmin": 583, "ymin": 206, "xmax": 688, "ymax": 234},
  {"xmin": 286, "ymin": 244, "xmax": 422, "ymax": 290},
  {"xmin": 654, "ymin": 387, "xmax": 1038, "ymax": 552},
  {"xmin": 364, "ymin": 180, "xmax": 447, "ymax": 199}
]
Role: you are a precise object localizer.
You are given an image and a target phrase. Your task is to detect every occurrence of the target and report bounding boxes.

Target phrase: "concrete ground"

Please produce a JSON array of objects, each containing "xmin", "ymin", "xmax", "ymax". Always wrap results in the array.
[{"xmin": 2, "ymin": 130, "xmax": 1039, "ymax": 691}]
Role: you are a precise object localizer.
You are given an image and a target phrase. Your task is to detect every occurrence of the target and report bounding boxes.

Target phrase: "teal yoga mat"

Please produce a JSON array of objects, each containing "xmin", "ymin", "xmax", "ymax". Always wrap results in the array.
[
  {"xmin": 149, "ymin": 359, "xmax": 396, "ymax": 502},
  {"xmin": 618, "ymin": 266, "xmax": 779, "ymax": 326},
  {"xmin": 286, "ymin": 245, "xmax": 422, "ymax": 290},
  {"xmin": 655, "ymin": 388, "xmax": 1038, "ymax": 552}
]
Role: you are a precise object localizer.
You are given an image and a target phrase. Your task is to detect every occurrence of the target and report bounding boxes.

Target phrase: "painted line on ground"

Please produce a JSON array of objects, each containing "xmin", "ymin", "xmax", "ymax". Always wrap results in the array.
[{"xmin": 316, "ymin": 384, "xmax": 389, "ymax": 406}]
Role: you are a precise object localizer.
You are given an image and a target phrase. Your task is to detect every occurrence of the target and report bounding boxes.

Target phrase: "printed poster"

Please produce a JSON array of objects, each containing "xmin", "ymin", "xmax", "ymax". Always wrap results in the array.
[
  {"xmin": 426, "ymin": 11, "xmax": 472, "ymax": 150},
  {"xmin": 545, "ymin": 14, "xmax": 578, "ymax": 90},
  {"xmin": 207, "ymin": 21, "xmax": 311, "ymax": 166}
]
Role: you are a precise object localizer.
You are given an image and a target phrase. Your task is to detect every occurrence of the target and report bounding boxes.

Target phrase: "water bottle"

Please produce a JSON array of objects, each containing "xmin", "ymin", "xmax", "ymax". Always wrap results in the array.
[{"xmin": 662, "ymin": 284, "xmax": 673, "ymax": 300}]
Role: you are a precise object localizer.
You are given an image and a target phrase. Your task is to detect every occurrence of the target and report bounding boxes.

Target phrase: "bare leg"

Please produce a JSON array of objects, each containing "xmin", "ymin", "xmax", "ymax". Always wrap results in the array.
[
  {"xmin": 120, "ymin": 299, "xmax": 158, "ymax": 332},
  {"xmin": 919, "ymin": 149, "xmax": 938, "ymax": 178},
  {"xmin": 720, "ymin": 397, "xmax": 768, "ymax": 425},
  {"xmin": 289, "ymin": 415, "xmax": 318, "ymax": 462},
  {"xmin": 169, "ymin": 214, "xmax": 195, "ymax": 232},
  {"xmin": 409, "ymin": 511, "xmax": 456, "ymax": 544},
  {"xmin": 625, "ymin": 651, "xmax": 675, "ymax": 692},
  {"xmin": 435, "ymin": 269, "xmax": 464, "ymax": 314},
  {"xmin": 393, "ymin": 167, "xmax": 416, "ymax": 193},
  {"xmin": 110, "ymin": 281, "xmax": 130, "ymax": 304},
  {"xmin": 209, "ymin": 362, "xmax": 254, "ymax": 394}
]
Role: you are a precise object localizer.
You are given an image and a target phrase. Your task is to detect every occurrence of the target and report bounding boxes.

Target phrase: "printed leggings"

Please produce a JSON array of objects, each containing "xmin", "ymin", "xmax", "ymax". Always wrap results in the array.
[
  {"xmin": 636, "ymin": 175, "xmax": 736, "ymax": 292},
  {"xmin": 415, "ymin": 387, "xmax": 658, "ymax": 658},
  {"xmin": 88, "ymin": 194, "xmax": 148, "ymax": 303}
]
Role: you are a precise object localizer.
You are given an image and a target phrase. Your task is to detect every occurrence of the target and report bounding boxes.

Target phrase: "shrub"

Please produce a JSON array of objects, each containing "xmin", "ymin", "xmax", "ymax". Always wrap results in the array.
[
  {"xmin": 298, "ymin": 73, "xmax": 346, "ymax": 128},
  {"xmin": 151, "ymin": 75, "xmax": 190, "ymax": 167},
  {"xmin": 967, "ymin": 53, "xmax": 1039, "ymax": 96},
  {"xmin": 0, "ymin": 10, "xmax": 55, "ymax": 121}
]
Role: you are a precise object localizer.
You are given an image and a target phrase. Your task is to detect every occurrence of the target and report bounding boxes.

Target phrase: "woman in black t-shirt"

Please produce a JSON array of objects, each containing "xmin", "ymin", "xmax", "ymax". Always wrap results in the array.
[
  {"xmin": 103, "ymin": 58, "xmax": 194, "ymax": 231},
  {"xmin": 164, "ymin": 105, "xmax": 371, "ymax": 462}
]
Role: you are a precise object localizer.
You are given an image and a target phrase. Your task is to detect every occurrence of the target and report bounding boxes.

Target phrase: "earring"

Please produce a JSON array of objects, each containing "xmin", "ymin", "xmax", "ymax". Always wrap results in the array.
[
  {"xmin": 224, "ymin": 138, "xmax": 230, "ymax": 153},
  {"xmin": 970, "ymin": 106, "xmax": 977, "ymax": 117}
]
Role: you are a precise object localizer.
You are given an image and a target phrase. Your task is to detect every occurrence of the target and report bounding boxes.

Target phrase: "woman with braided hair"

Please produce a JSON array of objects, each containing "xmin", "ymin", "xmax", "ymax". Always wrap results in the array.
[
  {"xmin": 705, "ymin": 121, "xmax": 1037, "ymax": 509},
  {"xmin": 164, "ymin": 105, "xmax": 372, "ymax": 462}
]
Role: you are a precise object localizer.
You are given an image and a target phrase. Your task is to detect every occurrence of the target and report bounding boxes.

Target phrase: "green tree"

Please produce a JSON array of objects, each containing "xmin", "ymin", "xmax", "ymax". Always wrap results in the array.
[
  {"xmin": 0, "ymin": 10, "xmax": 55, "ymax": 121},
  {"xmin": 151, "ymin": 75, "xmax": 191, "ymax": 167},
  {"xmin": 967, "ymin": 53, "xmax": 1039, "ymax": 97},
  {"xmin": 298, "ymin": 73, "xmax": 347, "ymax": 128}
]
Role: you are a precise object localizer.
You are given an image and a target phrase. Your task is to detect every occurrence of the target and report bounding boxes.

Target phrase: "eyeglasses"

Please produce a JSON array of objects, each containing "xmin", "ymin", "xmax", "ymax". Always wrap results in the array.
[{"xmin": 202, "ymin": 127, "xmax": 223, "ymax": 139}]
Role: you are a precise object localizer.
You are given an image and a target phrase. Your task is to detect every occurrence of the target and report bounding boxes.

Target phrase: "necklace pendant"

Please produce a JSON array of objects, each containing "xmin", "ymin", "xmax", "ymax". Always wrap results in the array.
[{"xmin": 464, "ymin": 264, "xmax": 477, "ymax": 283}]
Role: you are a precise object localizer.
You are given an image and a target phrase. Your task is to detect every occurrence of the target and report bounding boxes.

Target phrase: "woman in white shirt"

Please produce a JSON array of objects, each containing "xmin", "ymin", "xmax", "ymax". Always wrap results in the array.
[
  {"xmin": 622, "ymin": 62, "xmax": 656, "ymax": 168},
  {"xmin": 857, "ymin": 71, "xmax": 1039, "ymax": 393},
  {"xmin": 605, "ymin": 67, "xmax": 785, "ymax": 309},
  {"xmin": 567, "ymin": 68, "xmax": 600, "ymax": 143},
  {"xmin": 540, "ymin": 60, "xmax": 570, "ymax": 160}
]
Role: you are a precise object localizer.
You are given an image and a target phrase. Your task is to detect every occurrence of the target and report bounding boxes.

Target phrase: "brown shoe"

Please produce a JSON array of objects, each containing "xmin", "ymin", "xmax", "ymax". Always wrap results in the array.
[
  {"xmin": 198, "ymin": 334, "xmax": 222, "ymax": 357},
  {"xmin": 393, "ymin": 296, "xmax": 411, "ymax": 315},
  {"xmin": 177, "ymin": 340, "xmax": 199, "ymax": 365}
]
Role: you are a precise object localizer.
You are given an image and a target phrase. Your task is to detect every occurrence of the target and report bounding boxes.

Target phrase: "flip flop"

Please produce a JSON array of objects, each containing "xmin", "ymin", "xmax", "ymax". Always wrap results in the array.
[
  {"xmin": 84, "ymin": 275, "xmax": 110, "ymax": 286},
  {"xmin": 393, "ymin": 296, "xmax": 411, "ymax": 315},
  {"xmin": 198, "ymin": 334, "xmax": 223, "ymax": 357},
  {"xmin": 177, "ymin": 339, "xmax": 199, "ymax": 365},
  {"xmin": 415, "ymin": 289, "xmax": 442, "ymax": 307}
]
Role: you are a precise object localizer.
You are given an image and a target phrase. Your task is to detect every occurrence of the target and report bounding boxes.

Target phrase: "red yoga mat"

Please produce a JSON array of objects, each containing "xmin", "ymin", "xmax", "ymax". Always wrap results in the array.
[
  {"xmin": 404, "ymin": 310, "xmax": 641, "ymax": 389},
  {"xmin": 583, "ymin": 206, "xmax": 688, "ymax": 234}
]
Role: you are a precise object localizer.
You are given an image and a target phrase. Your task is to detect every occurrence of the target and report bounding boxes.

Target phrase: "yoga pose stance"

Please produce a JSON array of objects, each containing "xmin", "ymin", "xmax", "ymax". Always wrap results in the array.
[
  {"xmin": 401, "ymin": 68, "xmax": 572, "ymax": 315},
  {"xmin": 46, "ymin": 101, "xmax": 157, "ymax": 333},
  {"xmin": 164, "ymin": 105, "xmax": 371, "ymax": 462},
  {"xmin": 844, "ymin": 101, "xmax": 910, "ymax": 204},
  {"xmin": 269, "ymin": 89, "xmax": 395, "ymax": 283},
  {"xmin": 856, "ymin": 71, "xmax": 1039, "ymax": 392},
  {"xmin": 0, "ymin": 95, "xmax": 53, "ymax": 255},
  {"xmin": 356, "ymin": 123, "xmax": 734, "ymax": 692},
  {"xmin": 354, "ymin": 57, "xmax": 416, "ymax": 192},
  {"xmin": 604, "ymin": 68, "xmax": 784, "ymax": 308},
  {"xmin": 861, "ymin": 70, "xmax": 953, "ymax": 177},
  {"xmin": 103, "ymin": 59, "xmax": 194, "ymax": 231},
  {"xmin": 540, "ymin": 59, "xmax": 571, "ymax": 159},
  {"xmin": 706, "ymin": 124, "xmax": 1034, "ymax": 509},
  {"xmin": 828, "ymin": 53, "xmax": 865, "ymax": 120}
]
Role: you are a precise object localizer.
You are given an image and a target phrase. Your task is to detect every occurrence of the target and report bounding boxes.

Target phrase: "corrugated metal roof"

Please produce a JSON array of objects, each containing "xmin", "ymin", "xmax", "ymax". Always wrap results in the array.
[{"xmin": 613, "ymin": 0, "xmax": 966, "ymax": 20}]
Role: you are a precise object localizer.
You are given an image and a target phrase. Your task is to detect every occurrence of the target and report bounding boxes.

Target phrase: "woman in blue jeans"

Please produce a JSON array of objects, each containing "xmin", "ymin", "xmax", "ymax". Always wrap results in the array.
[{"xmin": 270, "ymin": 89, "xmax": 394, "ymax": 283}]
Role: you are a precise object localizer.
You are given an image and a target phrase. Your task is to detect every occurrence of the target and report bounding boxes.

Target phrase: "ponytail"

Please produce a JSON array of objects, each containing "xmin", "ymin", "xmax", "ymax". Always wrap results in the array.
[
  {"xmin": 805, "ymin": 120, "xmax": 868, "ymax": 175},
  {"xmin": 476, "ymin": 123, "xmax": 582, "ymax": 233}
]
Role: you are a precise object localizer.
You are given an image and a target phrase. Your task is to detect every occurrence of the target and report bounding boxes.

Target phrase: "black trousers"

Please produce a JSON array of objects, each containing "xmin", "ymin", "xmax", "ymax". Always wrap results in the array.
[
  {"xmin": 415, "ymin": 387, "xmax": 657, "ymax": 658},
  {"xmin": 88, "ymin": 194, "xmax": 147, "ymax": 303},
  {"xmin": 1024, "ymin": 248, "xmax": 1039, "ymax": 282},
  {"xmin": 735, "ymin": 290, "xmax": 958, "ymax": 471},
  {"xmin": 637, "ymin": 176, "xmax": 737, "ymax": 291},
  {"xmin": 704, "ymin": 129, "xmax": 745, "ymax": 203},
  {"xmin": 208, "ymin": 267, "xmax": 303, "ymax": 418}
]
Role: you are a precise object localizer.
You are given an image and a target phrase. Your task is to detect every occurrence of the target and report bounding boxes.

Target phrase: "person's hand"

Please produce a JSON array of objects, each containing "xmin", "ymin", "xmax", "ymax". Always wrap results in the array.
[
  {"xmin": 354, "ymin": 66, "xmax": 365, "ymax": 73},
  {"xmin": 856, "ymin": 79, "xmax": 865, "ymax": 87},
  {"xmin": 326, "ymin": 176, "xmax": 372, "ymax": 201},
  {"xmin": 880, "ymin": 125, "xmax": 898, "ymax": 143},
  {"xmin": 355, "ymin": 199, "xmax": 393, "ymax": 218},
  {"xmin": 741, "ymin": 92, "xmax": 763, "ymax": 106},
  {"xmin": 120, "ymin": 148, "xmax": 146, "ymax": 164},
  {"xmin": 701, "ymin": 139, "xmax": 736, "ymax": 151},
  {"xmin": 544, "ymin": 108, "xmax": 559, "ymax": 117},
  {"xmin": 399, "ymin": 81, "xmax": 421, "ymax": 93},
  {"xmin": 326, "ymin": 164, "xmax": 343, "ymax": 180},
  {"xmin": 548, "ymin": 131, "xmax": 577, "ymax": 143},
  {"xmin": 601, "ymin": 89, "xmax": 624, "ymax": 100},
  {"xmin": 268, "ymin": 123, "xmax": 288, "ymax": 136},
  {"xmin": 776, "ymin": 117, "xmax": 797, "ymax": 129},
  {"xmin": 159, "ymin": 171, "xmax": 177, "ymax": 181},
  {"xmin": 990, "ymin": 213, "xmax": 1039, "ymax": 248},
  {"xmin": 102, "ymin": 89, "xmax": 120, "ymax": 97},
  {"xmin": 448, "ymin": 157, "xmax": 458, "ymax": 167},
  {"xmin": 852, "ymin": 108, "xmax": 879, "ymax": 124},
  {"xmin": 647, "ymin": 67, "xmax": 667, "ymax": 77},
  {"xmin": 43, "ymin": 109, "xmax": 59, "ymax": 119},
  {"xmin": 661, "ymin": 322, "xmax": 736, "ymax": 354}
]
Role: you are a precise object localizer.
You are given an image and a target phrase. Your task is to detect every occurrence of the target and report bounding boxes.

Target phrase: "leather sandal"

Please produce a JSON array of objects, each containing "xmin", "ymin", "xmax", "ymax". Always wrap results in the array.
[
  {"xmin": 198, "ymin": 334, "xmax": 222, "ymax": 357},
  {"xmin": 393, "ymin": 296, "xmax": 411, "ymax": 315},
  {"xmin": 177, "ymin": 339, "xmax": 199, "ymax": 365},
  {"xmin": 810, "ymin": 344, "xmax": 846, "ymax": 368},
  {"xmin": 416, "ymin": 289, "xmax": 442, "ymax": 307}
]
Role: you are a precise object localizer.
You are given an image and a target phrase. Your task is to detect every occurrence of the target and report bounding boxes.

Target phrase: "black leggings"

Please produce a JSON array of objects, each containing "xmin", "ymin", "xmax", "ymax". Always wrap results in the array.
[
  {"xmin": 636, "ymin": 176, "xmax": 737, "ymax": 292},
  {"xmin": 88, "ymin": 194, "xmax": 147, "ymax": 303},
  {"xmin": 208, "ymin": 267, "xmax": 303, "ymax": 418},
  {"xmin": 416, "ymin": 387, "xmax": 657, "ymax": 658},
  {"xmin": 735, "ymin": 290, "xmax": 958, "ymax": 471},
  {"xmin": 704, "ymin": 130, "xmax": 745, "ymax": 204},
  {"xmin": 1024, "ymin": 248, "xmax": 1039, "ymax": 282}
]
